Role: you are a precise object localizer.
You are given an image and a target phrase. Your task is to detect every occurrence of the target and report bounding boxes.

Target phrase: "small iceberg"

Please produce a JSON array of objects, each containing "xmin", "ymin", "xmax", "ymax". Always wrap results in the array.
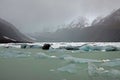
[
  {"xmin": 79, "ymin": 45, "xmax": 102, "ymax": 51},
  {"xmin": 59, "ymin": 54, "xmax": 101, "ymax": 63},
  {"xmin": 35, "ymin": 52, "xmax": 57, "ymax": 59}
]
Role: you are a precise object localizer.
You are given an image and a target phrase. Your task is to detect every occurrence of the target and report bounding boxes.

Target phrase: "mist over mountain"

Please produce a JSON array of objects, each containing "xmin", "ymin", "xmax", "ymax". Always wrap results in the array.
[
  {"xmin": 30, "ymin": 8, "xmax": 120, "ymax": 42},
  {"xmin": 0, "ymin": 18, "xmax": 33, "ymax": 43}
]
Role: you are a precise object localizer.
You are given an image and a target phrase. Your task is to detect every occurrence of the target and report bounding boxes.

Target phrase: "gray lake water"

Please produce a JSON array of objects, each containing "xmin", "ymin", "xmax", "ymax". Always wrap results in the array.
[{"xmin": 0, "ymin": 42, "xmax": 120, "ymax": 80}]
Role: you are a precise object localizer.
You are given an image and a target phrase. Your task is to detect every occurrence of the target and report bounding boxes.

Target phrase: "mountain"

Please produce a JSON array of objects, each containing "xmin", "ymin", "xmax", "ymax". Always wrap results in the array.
[
  {"xmin": 81, "ymin": 8, "xmax": 120, "ymax": 42},
  {"xmin": 0, "ymin": 18, "xmax": 33, "ymax": 43},
  {"xmin": 31, "ymin": 8, "xmax": 120, "ymax": 42}
]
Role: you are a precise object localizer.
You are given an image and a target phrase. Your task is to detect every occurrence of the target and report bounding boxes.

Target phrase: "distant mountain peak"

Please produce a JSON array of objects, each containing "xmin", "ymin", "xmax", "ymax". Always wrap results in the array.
[
  {"xmin": 92, "ymin": 8, "xmax": 120, "ymax": 26},
  {"xmin": 110, "ymin": 8, "xmax": 120, "ymax": 16},
  {"xmin": 114, "ymin": 8, "xmax": 120, "ymax": 13}
]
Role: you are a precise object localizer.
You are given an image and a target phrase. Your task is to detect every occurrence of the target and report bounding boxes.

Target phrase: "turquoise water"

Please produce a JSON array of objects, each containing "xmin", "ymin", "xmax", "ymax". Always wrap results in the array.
[{"xmin": 0, "ymin": 47, "xmax": 120, "ymax": 80}]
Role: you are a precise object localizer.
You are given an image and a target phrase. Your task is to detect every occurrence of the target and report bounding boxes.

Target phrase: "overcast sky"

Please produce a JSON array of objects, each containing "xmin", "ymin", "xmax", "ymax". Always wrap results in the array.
[{"xmin": 0, "ymin": 0, "xmax": 120, "ymax": 33}]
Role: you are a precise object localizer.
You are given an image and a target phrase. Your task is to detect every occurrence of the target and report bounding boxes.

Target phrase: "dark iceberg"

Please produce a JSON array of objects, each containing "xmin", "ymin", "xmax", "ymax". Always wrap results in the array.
[{"xmin": 0, "ymin": 18, "xmax": 33, "ymax": 43}]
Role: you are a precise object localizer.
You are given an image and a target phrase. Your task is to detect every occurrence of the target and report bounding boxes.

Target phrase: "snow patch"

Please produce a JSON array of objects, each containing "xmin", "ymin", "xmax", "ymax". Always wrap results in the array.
[{"xmin": 3, "ymin": 36, "xmax": 16, "ymax": 41}]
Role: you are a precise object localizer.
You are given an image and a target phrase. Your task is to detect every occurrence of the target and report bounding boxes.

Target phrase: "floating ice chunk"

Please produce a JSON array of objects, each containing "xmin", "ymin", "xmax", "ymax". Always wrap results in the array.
[
  {"xmin": 88, "ymin": 62, "xmax": 109, "ymax": 76},
  {"xmin": 101, "ymin": 60, "xmax": 120, "ymax": 67},
  {"xmin": 50, "ymin": 56, "xmax": 57, "ymax": 58},
  {"xmin": 57, "ymin": 64, "xmax": 77, "ymax": 73},
  {"xmin": 102, "ymin": 46, "xmax": 118, "ymax": 51},
  {"xmin": 88, "ymin": 62, "xmax": 120, "ymax": 80},
  {"xmin": 88, "ymin": 62, "xmax": 98, "ymax": 76},
  {"xmin": 101, "ymin": 59, "xmax": 110, "ymax": 62},
  {"xmin": 59, "ymin": 55, "xmax": 101, "ymax": 63},
  {"xmin": 79, "ymin": 45, "xmax": 102, "ymax": 51},
  {"xmin": 79, "ymin": 45, "xmax": 92, "ymax": 51},
  {"xmin": 59, "ymin": 54, "xmax": 73, "ymax": 59},
  {"xmin": 58, "ymin": 44, "xmax": 120, "ymax": 51},
  {"xmin": 35, "ymin": 53, "xmax": 57, "ymax": 59},
  {"xmin": 0, "ymin": 50, "xmax": 31, "ymax": 58},
  {"xmin": 66, "ymin": 57, "xmax": 101, "ymax": 63},
  {"xmin": 35, "ymin": 53, "xmax": 50, "ymax": 58},
  {"xmin": 49, "ymin": 69, "xmax": 55, "ymax": 72},
  {"xmin": 97, "ymin": 67, "xmax": 104, "ymax": 71},
  {"xmin": 79, "ymin": 44, "xmax": 119, "ymax": 52}
]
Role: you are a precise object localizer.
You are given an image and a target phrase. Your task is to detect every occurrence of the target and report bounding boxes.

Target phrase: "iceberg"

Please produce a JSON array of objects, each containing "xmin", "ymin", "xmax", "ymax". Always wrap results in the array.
[
  {"xmin": 59, "ymin": 54, "xmax": 101, "ymax": 63},
  {"xmin": 79, "ymin": 44, "xmax": 105, "ymax": 51},
  {"xmin": 35, "ymin": 52, "xmax": 51, "ymax": 59}
]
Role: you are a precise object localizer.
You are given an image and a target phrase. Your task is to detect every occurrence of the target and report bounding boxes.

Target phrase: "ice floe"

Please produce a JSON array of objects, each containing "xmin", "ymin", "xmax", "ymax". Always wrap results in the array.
[
  {"xmin": 57, "ymin": 64, "xmax": 77, "ymax": 73},
  {"xmin": 88, "ymin": 62, "xmax": 120, "ymax": 80},
  {"xmin": 101, "ymin": 59, "xmax": 120, "ymax": 67},
  {"xmin": 0, "ymin": 50, "xmax": 31, "ymax": 58},
  {"xmin": 59, "ymin": 54, "xmax": 101, "ymax": 63},
  {"xmin": 35, "ymin": 52, "xmax": 57, "ymax": 59}
]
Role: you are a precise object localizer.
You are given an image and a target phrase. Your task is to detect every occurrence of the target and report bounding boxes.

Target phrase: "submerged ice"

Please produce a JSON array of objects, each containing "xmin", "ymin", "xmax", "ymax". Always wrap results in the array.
[
  {"xmin": 0, "ymin": 50, "xmax": 31, "ymax": 58},
  {"xmin": 88, "ymin": 62, "xmax": 120, "ymax": 80}
]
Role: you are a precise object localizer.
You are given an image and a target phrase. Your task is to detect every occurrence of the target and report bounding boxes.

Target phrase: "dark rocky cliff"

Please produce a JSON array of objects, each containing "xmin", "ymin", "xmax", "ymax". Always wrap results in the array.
[{"xmin": 0, "ymin": 18, "xmax": 33, "ymax": 43}]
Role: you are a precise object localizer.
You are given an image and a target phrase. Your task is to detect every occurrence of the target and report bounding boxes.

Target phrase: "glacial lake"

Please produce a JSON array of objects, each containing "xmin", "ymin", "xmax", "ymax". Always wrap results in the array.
[{"xmin": 0, "ymin": 42, "xmax": 120, "ymax": 80}]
